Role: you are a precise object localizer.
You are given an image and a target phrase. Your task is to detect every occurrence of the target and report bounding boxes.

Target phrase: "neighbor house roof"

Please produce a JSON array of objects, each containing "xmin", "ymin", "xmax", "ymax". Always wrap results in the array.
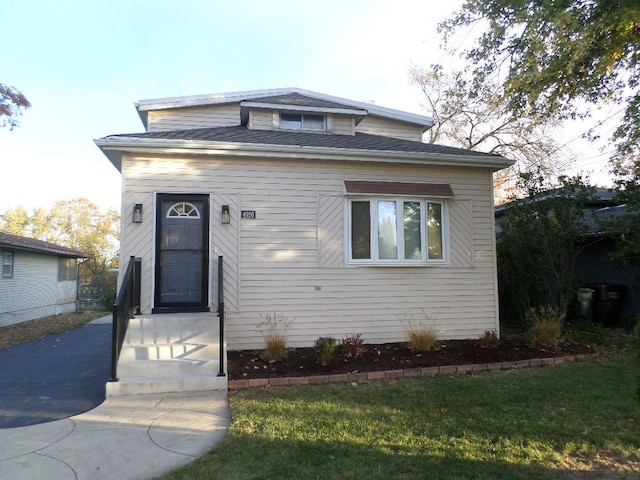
[
  {"xmin": 0, "ymin": 232, "xmax": 91, "ymax": 258},
  {"xmin": 134, "ymin": 87, "xmax": 434, "ymax": 131},
  {"xmin": 96, "ymin": 126, "xmax": 514, "ymax": 172}
]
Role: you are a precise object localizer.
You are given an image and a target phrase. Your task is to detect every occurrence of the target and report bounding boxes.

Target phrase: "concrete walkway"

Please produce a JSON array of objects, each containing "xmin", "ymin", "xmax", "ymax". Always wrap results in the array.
[
  {"xmin": 0, "ymin": 389, "xmax": 230, "ymax": 480},
  {"xmin": 0, "ymin": 316, "xmax": 230, "ymax": 479}
]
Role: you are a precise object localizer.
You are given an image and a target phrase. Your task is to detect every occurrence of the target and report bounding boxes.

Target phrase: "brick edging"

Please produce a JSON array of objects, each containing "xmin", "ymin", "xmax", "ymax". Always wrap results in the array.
[{"xmin": 227, "ymin": 353, "xmax": 597, "ymax": 390}]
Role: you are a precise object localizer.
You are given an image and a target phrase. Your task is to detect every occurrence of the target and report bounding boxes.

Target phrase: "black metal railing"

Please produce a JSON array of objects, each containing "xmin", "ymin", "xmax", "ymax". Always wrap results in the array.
[
  {"xmin": 110, "ymin": 256, "xmax": 141, "ymax": 382},
  {"xmin": 217, "ymin": 255, "xmax": 226, "ymax": 377}
]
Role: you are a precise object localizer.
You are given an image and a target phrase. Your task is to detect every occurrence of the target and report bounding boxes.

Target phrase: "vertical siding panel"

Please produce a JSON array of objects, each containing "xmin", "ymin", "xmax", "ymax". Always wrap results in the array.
[
  {"xmin": 318, "ymin": 195, "xmax": 344, "ymax": 268},
  {"xmin": 449, "ymin": 199, "xmax": 474, "ymax": 268},
  {"xmin": 213, "ymin": 193, "xmax": 240, "ymax": 311}
]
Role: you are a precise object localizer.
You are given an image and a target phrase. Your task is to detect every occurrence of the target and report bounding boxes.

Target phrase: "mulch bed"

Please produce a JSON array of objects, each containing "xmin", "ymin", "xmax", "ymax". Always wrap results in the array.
[{"xmin": 227, "ymin": 339, "xmax": 595, "ymax": 380}]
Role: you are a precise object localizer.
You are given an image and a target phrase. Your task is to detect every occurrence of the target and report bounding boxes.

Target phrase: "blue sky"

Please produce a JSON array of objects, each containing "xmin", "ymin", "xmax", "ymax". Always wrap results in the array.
[{"xmin": 0, "ymin": 0, "xmax": 609, "ymax": 213}]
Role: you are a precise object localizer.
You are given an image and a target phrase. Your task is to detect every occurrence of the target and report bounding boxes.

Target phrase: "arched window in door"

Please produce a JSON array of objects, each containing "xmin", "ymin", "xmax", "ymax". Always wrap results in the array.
[{"xmin": 166, "ymin": 202, "xmax": 201, "ymax": 218}]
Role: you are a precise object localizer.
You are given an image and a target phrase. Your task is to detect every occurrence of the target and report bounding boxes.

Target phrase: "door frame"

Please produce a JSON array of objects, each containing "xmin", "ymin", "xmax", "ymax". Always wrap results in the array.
[{"xmin": 153, "ymin": 193, "xmax": 210, "ymax": 313}]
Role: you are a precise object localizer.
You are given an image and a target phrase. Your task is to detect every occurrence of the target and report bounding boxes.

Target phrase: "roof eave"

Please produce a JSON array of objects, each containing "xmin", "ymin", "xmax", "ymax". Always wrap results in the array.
[{"xmin": 94, "ymin": 136, "xmax": 514, "ymax": 172}]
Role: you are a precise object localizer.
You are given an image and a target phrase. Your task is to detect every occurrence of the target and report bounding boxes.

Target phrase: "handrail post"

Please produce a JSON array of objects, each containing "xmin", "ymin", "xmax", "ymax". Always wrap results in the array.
[
  {"xmin": 217, "ymin": 255, "xmax": 226, "ymax": 377},
  {"xmin": 110, "ymin": 305, "xmax": 119, "ymax": 382}
]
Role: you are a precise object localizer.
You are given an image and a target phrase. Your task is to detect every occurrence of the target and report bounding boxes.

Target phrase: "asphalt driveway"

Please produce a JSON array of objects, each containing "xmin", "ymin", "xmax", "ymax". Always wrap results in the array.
[{"xmin": 0, "ymin": 318, "xmax": 111, "ymax": 428}]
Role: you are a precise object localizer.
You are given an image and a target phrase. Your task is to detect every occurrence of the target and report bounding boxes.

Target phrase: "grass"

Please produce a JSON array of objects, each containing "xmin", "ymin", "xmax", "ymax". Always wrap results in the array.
[{"xmin": 156, "ymin": 348, "xmax": 639, "ymax": 479}]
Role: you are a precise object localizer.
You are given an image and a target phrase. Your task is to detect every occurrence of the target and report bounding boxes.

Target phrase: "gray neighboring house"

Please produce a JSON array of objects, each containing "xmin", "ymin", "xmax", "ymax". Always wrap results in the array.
[
  {"xmin": 0, "ymin": 232, "xmax": 90, "ymax": 327},
  {"xmin": 496, "ymin": 188, "xmax": 639, "ymax": 323}
]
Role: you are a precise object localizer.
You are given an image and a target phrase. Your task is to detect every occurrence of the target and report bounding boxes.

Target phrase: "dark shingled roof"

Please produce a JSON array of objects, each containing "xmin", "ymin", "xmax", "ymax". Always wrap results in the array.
[
  {"xmin": 246, "ymin": 93, "xmax": 364, "ymax": 111},
  {"xmin": 104, "ymin": 125, "xmax": 503, "ymax": 159},
  {"xmin": 0, "ymin": 232, "xmax": 91, "ymax": 258}
]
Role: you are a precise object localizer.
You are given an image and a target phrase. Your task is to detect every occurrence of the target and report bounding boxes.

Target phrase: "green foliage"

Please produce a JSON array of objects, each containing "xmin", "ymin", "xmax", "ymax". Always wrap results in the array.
[
  {"xmin": 314, "ymin": 337, "xmax": 337, "ymax": 366},
  {"xmin": 256, "ymin": 313, "xmax": 292, "ymax": 363},
  {"xmin": 604, "ymin": 163, "xmax": 640, "ymax": 293},
  {"xmin": 497, "ymin": 173, "xmax": 595, "ymax": 327},
  {"xmin": 526, "ymin": 306, "xmax": 565, "ymax": 349},
  {"xmin": 0, "ymin": 83, "xmax": 30, "ymax": 130},
  {"xmin": 338, "ymin": 333, "xmax": 365, "ymax": 358},
  {"xmin": 478, "ymin": 330, "xmax": 502, "ymax": 349},
  {"xmin": 439, "ymin": 0, "xmax": 640, "ymax": 159}
]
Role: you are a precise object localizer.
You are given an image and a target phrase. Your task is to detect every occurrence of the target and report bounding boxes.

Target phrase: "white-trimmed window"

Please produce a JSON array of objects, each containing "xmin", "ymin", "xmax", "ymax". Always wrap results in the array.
[
  {"xmin": 280, "ymin": 112, "xmax": 325, "ymax": 131},
  {"xmin": 2, "ymin": 251, "xmax": 13, "ymax": 278},
  {"xmin": 58, "ymin": 258, "xmax": 78, "ymax": 281},
  {"xmin": 349, "ymin": 198, "xmax": 446, "ymax": 265}
]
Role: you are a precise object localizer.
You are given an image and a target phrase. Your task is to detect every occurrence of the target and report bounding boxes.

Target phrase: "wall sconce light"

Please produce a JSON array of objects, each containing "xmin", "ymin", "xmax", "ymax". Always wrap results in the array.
[
  {"xmin": 221, "ymin": 205, "xmax": 230, "ymax": 224},
  {"xmin": 132, "ymin": 203, "xmax": 143, "ymax": 223}
]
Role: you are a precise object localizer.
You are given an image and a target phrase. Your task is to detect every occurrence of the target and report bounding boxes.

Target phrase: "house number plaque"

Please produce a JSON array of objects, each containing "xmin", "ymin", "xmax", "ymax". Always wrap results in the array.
[{"xmin": 241, "ymin": 210, "xmax": 256, "ymax": 219}]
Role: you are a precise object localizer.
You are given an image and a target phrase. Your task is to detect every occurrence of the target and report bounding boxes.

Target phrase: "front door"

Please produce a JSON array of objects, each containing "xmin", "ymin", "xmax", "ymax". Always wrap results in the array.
[{"xmin": 154, "ymin": 194, "xmax": 209, "ymax": 312}]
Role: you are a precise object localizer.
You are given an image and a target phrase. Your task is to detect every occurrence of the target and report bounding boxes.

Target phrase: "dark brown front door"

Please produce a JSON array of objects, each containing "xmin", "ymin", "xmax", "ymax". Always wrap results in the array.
[{"xmin": 154, "ymin": 194, "xmax": 209, "ymax": 312}]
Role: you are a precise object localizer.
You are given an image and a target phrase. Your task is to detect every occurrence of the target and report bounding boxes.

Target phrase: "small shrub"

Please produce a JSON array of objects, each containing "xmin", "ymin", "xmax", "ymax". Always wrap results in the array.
[
  {"xmin": 478, "ymin": 330, "xmax": 502, "ymax": 349},
  {"xmin": 526, "ymin": 305, "xmax": 564, "ymax": 348},
  {"xmin": 565, "ymin": 320, "xmax": 608, "ymax": 345},
  {"xmin": 403, "ymin": 309, "xmax": 440, "ymax": 352},
  {"xmin": 256, "ymin": 313, "xmax": 292, "ymax": 363},
  {"xmin": 315, "ymin": 337, "xmax": 337, "ymax": 366},
  {"xmin": 338, "ymin": 333, "xmax": 365, "ymax": 358}
]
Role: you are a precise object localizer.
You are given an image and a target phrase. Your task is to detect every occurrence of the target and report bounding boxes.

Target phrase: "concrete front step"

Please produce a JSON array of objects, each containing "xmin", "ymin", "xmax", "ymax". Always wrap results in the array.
[
  {"xmin": 127, "ymin": 314, "xmax": 218, "ymax": 330},
  {"xmin": 107, "ymin": 313, "xmax": 227, "ymax": 396},
  {"xmin": 117, "ymin": 358, "xmax": 214, "ymax": 377},
  {"xmin": 106, "ymin": 374, "xmax": 228, "ymax": 396},
  {"xmin": 124, "ymin": 329, "xmax": 216, "ymax": 345}
]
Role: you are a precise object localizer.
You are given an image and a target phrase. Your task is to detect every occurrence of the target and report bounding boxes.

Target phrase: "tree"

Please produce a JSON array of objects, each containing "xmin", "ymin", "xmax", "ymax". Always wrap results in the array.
[
  {"xmin": 439, "ymin": 0, "xmax": 640, "ymax": 159},
  {"xmin": 497, "ymin": 173, "xmax": 595, "ymax": 327},
  {"xmin": 0, "ymin": 198, "xmax": 120, "ymax": 308},
  {"xmin": 0, "ymin": 84, "xmax": 30, "ymax": 130},
  {"xmin": 410, "ymin": 64, "xmax": 574, "ymax": 199}
]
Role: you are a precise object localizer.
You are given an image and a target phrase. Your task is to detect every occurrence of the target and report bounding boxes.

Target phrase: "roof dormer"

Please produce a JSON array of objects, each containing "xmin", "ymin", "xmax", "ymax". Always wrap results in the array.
[{"xmin": 239, "ymin": 93, "xmax": 367, "ymax": 136}]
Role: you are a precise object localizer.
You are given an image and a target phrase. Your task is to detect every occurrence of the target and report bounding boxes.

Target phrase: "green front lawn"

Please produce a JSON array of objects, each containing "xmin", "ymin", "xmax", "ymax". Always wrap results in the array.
[{"xmin": 158, "ymin": 352, "xmax": 639, "ymax": 480}]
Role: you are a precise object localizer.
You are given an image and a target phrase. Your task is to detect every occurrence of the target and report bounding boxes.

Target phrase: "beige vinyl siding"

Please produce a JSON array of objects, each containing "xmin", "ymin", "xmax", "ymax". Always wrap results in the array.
[
  {"xmin": 121, "ymin": 154, "xmax": 499, "ymax": 349},
  {"xmin": 146, "ymin": 104, "xmax": 241, "ymax": 132},
  {"xmin": 330, "ymin": 114, "xmax": 355, "ymax": 135},
  {"xmin": 356, "ymin": 115, "xmax": 424, "ymax": 141},
  {"xmin": 248, "ymin": 109, "xmax": 274, "ymax": 131}
]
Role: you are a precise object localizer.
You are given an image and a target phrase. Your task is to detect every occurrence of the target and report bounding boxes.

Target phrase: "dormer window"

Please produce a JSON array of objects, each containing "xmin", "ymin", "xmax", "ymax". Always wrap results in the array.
[{"xmin": 280, "ymin": 112, "xmax": 325, "ymax": 131}]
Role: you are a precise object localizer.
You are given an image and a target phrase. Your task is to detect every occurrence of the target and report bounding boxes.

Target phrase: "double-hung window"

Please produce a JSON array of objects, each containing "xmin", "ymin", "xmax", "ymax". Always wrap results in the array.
[
  {"xmin": 345, "ymin": 181, "xmax": 452, "ymax": 266},
  {"xmin": 2, "ymin": 251, "xmax": 13, "ymax": 278}
]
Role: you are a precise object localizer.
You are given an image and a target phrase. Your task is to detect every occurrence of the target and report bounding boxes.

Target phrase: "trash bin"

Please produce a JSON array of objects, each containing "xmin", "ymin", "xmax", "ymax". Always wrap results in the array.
[
  {"xmin": 584, "ymin": 283, "xmax": 625, "ymax": 326},
  {"xmin": 576, "ymin": 287, "xmax": 594, "ymax": 322}
]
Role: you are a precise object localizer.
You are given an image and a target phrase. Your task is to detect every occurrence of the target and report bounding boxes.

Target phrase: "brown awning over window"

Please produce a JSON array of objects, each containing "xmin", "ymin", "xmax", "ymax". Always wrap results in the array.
[{"xmin": 344, "ymin": 180, "xmax": 454, "ymax": 197}]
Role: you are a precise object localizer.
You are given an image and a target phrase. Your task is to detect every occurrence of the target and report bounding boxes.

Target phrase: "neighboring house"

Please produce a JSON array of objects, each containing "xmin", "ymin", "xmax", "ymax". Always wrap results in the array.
[
  {"xmin": 495, "ymin": 188, "xmax": 640, "ymax": 322},
  {"xmin": 0, "ymin": 232, "xmax": 90, "ymax": 327},
  {"xmin": 96, "ymin": 88, "xmax": 513, "ymax": 349}
]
